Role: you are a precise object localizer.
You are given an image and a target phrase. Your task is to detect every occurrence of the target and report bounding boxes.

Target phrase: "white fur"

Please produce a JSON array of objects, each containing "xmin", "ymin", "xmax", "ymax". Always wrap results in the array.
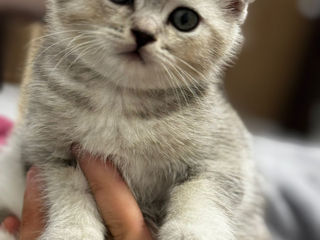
[
  {"xmin": 158, "ymin": 179, "xmax": 236, "ymax": 240},
  {"xmin": 0, "ymin": 136, "xmax": 24, "ymax": 219},
  {"xmin": 0, "ymin": 228, "xmax": 16, "ymax": 240},
  {"xmin": 38, "ymin": 167, "xmax": 105, "ymax": 240}
]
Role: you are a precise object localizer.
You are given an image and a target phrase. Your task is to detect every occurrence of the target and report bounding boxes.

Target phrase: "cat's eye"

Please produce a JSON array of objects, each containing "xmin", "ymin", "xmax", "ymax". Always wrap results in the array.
[
  {"xmin": 110, "ymin": 0, "xmax": 133, "ymax": 5},
  {"xmin": 169, "ymin": 7, "xmax": 200, "ymax": 32}
]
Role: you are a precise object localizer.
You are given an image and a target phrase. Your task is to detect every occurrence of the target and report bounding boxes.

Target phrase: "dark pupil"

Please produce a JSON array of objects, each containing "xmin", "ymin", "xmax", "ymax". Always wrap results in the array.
[
  {"xmin": 111, "ymin": 0, "xmax": 131, "ymax": 4},
  {"xmin": 180, "ymin": 13, "xmax": 189, "ymax": 26},
  {"xmin": 171, "ymin": 8, "xmax": 199, "ymax": 32}
]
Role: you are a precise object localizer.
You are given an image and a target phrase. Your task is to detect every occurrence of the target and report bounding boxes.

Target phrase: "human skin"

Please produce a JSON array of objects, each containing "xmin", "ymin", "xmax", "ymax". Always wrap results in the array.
[{"xmin": 0, "ymin": 150, "xmax": 153, "ymax": 240}]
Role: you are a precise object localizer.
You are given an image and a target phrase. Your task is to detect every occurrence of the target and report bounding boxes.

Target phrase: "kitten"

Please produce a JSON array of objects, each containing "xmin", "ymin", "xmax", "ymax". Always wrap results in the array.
[{"xmin": 0, "ymin": 0, "xmax": 270, "ymax": 239}]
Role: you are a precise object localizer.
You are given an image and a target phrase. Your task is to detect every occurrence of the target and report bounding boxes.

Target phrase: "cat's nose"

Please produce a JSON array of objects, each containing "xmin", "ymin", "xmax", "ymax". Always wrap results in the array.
[{"xmin": 131, "ymin": 29, "xmax": 156, "ymax": 49}]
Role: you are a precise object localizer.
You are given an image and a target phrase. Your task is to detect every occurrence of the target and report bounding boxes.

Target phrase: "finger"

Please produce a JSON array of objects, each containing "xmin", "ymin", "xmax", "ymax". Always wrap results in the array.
[
  {"xmin": 1, "ymin": 216, "xmax": 20, "ymax": 234},
  {"xmin": 20, "ymin": 167, "xmax": 45, "ymax": 240},
  {"xmin": 76, "ymin": 150, "xmax": 153, "ymax": 240}
]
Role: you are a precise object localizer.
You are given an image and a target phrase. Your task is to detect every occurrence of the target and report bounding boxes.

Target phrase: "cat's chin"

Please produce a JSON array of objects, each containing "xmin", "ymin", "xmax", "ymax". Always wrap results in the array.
[
  {"xmin": 93, "ymin": 63, "xmax": 172, "ymax": 90},
  {"xmin": 124, "ymin": 51, "xmax": 145, "ymax": 63},
  {"xmin": 107, "ymin": 70, "xmax": 173, "ymax": 91},
  {"xmin": 86, "ymin": 53, "xmax": 178, "ymax": 90},
  {"xmin": 118, "ymin": 50, "xmax": 149, "ymax": 66}
]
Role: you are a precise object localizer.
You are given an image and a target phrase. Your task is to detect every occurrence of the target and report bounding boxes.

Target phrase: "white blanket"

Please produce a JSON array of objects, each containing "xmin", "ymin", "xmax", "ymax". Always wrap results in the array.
[{"xmin": 255, "ymin": 136, "xmax": 320, "ymax": 240}]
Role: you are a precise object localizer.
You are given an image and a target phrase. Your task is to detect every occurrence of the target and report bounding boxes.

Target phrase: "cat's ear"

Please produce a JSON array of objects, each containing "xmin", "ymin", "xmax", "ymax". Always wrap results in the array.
[{"xmin": 223, "ymin": 0, "xmax": 255, "ymax": 24}]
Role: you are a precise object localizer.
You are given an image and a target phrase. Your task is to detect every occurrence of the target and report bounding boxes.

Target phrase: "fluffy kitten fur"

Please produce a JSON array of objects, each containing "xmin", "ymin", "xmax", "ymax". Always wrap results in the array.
[{"xmin": 0, "ymin": 0, "xmax": 269, "ymax": 239}]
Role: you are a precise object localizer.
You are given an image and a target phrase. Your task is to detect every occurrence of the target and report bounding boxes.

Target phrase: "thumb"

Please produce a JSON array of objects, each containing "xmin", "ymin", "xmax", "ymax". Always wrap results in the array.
[{"xmin": 74, "ymin": 149, "xmax": 153, "ymax": 240}]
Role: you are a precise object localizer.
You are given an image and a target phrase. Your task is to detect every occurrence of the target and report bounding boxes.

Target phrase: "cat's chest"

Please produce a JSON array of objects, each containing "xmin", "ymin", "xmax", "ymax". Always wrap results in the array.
[
  {"xmin": 32, "ymin": 85, "xmax": 201, "ymax": 200},
  {"xmin": 71, "ymin": 108, "xmax": 191, "ymax": 196},
  {"xmin": 74, "ymin": 108, "xmax": 159, "ymax": 156},
  {"xmin": 69, "ymin": 92, "xmax": 193, "ymax": 158}
]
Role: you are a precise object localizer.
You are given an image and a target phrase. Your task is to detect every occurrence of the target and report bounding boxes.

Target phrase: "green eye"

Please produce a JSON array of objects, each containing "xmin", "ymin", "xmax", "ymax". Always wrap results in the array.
[
  {"xmin": 110, "ymin": 0, "xmax": 133, "ymax": 5},
  {"xmin": 169, "ymin": 7, "xmax": 200, "ymax": 32}
]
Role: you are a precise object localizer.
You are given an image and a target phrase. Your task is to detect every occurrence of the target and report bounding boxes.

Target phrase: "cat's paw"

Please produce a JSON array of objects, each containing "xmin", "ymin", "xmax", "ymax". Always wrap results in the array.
[
  {"xmin": 158, "ymin": 220, "xmax": 210, "ymax": 240},
  {"xmin": 0, "ymin": 228, "xmax": 17, "ymax": 240}
]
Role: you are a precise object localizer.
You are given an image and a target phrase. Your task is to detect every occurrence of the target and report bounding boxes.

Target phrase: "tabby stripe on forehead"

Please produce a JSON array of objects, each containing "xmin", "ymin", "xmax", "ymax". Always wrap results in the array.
[
  {"xmin": 46, "ymin": 79, "xmax": 95, "ymax": 111},
  {"xmin": 55, "ymin": 0, "xmax": 68, "ymax": 4}
]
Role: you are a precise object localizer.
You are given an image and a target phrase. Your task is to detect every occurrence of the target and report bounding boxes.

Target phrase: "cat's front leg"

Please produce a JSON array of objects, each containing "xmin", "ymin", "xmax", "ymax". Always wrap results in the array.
[
  {"xmin": 38, "ymin": 164, "xmax": 106, "ymax": 240},
  {"xmin": 158, "ymin": 178, "xmax": 236, "ymax": 240}
]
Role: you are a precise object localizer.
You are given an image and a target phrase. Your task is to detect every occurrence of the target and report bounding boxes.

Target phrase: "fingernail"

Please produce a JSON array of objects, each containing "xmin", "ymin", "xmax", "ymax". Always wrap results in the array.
[
  {"xmin": 71, "ymin": 144, "xmax": 92, "ymax": 163},
  {"xmin": 26, "ymin": 167, "xmax": 38, "ymax": 186},
  {"xmin": 25, "ymin": 167, "xmax": 40, "ymax": 202},
  {"xmin": 71, "ymin": 143, "xmax": 81, "ymax": 157}
]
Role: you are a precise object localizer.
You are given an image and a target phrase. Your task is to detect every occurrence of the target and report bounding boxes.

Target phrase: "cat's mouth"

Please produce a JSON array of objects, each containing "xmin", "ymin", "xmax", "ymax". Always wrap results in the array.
[
  {"xmin": 118, "ymin": 45, "xmax": 147, "ymax": 64},
  {"xmin": 126, "ymin": 50, "xmax": 145, "ymax": 64}
]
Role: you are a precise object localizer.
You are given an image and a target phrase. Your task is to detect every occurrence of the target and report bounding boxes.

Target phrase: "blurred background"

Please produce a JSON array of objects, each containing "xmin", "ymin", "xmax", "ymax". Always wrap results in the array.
[
  {"xmin": 0, "ymin": 0, "xmax": 320, "ymax": 240},
  {"xmin": 225, "ymin": 0, "xmax": 320, "ymax": 141}
]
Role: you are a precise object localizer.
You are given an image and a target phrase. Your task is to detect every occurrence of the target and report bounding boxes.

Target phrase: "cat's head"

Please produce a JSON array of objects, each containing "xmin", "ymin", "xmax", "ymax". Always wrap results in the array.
[{"xmin": 47, "ymin": 0, "xmax": 254, "ymax": 90}]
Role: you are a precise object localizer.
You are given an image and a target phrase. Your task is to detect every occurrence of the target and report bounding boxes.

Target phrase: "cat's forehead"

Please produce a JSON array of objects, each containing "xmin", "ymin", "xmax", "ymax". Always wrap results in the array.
[
  {"xmin": 132, "ymin": 0, "xmax": 221, "ymax": 22},
  {"xmin": 53, "ymin": 0, "xmax": 219, "ymax": 16},
  {"xmin": 136, "ymin": 0, "xmax": 217, "ymax": 11}
]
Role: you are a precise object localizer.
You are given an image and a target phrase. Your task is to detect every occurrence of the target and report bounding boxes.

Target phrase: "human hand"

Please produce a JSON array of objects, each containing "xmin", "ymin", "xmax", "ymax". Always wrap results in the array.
[
  {"xmin": 76, "ymin": 150, "xmax": 154, "ymax": 240},
  {"xmin": 0, "ymin": 167, "xmax": 44, "ymax": 240},
  {"xmin": 1, "ymin": 151, "xmax": 153, "ymax": 240}
]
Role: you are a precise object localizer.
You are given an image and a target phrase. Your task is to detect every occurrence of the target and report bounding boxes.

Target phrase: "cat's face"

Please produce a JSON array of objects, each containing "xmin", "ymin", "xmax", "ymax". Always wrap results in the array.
[{"xmin": 48, "ymin": 0, "xmax": 251, "ymax": 90}]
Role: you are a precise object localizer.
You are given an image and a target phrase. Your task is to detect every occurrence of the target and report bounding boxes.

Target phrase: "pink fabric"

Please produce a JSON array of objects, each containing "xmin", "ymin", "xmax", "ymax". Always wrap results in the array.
[{"xmin": 0, "ymin": 116, "xmax": 13, "ymax": 146}]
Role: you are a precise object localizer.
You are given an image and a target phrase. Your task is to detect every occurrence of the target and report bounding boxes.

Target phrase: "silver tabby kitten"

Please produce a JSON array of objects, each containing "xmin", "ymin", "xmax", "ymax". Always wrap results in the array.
[{"xmin": 0, "ymin": 0, "xmax": 269, "ymax": 239}]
